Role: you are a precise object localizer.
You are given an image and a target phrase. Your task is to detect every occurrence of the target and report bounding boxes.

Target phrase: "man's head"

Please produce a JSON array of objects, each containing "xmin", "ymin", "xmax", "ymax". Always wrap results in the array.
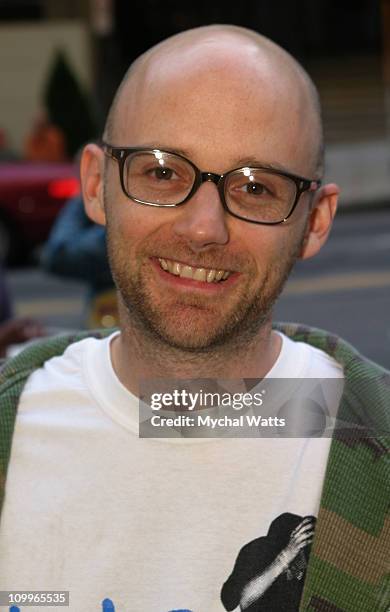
[{"xmin": 81, "ymin": 25, "xmax": 339, "ymax": 352}]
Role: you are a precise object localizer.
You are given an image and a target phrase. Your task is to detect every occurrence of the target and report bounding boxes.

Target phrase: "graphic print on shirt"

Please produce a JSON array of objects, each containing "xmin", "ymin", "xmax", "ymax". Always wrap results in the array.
[
  {"xmin": 8, "ymin": 603, "xmax": 194, "ymax": 612},
  {"xmin": 220, "ymin": 513, "xmax": 316, "ymax": 611}
]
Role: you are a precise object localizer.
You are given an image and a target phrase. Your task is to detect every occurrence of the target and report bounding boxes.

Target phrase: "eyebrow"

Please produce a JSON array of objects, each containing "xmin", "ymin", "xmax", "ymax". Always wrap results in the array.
[
  {"xmin": 140, "ymin": 143, "xmax": 296, "ymax": 175},
  {"xmin": 233, "ymin": 156, "xmax": 293, "ymax": 174}
]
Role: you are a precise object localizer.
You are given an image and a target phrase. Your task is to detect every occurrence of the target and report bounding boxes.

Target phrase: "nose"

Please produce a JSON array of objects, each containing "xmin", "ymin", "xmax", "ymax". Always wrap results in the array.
[{"xmin": 172, "ymin": 180, "xmax": 229, "ymax": 251}]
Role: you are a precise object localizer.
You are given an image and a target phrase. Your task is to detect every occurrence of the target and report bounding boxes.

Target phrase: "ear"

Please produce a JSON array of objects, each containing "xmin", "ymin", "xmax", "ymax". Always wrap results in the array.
[
  {"xmin": 80, "ymin": 143, "xmax": 106, "ymax": 226},
  {"xmin": 299, "ymin": 183, "xmax": 340, "ymax": 260}
]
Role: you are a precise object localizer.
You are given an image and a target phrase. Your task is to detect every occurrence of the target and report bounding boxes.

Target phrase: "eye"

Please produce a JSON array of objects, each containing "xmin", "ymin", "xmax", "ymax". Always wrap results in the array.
[
  {"xmin": 237, "ymin": 181, "xmax": 273, "ymax": 197},
  {"xmin": 151, "ymin": 166, "xmax": 175, "ymax": 180},
  {"xmin": 244, "ymin": 182, "xmax": 268, "ymax": 195}
]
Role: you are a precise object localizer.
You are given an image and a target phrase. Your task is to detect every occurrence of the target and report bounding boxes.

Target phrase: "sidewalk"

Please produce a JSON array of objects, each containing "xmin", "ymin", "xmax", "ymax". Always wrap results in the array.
[{"xmin": 324, "ymin": 139, "xmax": 390, "ymax": 209}]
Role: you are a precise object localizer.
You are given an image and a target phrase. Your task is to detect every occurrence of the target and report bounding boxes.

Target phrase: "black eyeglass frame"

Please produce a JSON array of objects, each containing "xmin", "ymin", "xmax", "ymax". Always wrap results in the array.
[{"xmin": 102, "ymin": 143, "xmax": 321, "ymax": 225}]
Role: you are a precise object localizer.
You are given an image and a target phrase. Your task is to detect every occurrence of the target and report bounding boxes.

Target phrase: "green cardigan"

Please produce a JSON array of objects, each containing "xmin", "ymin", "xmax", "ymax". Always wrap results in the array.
[{"xmin": 0, "ymin": 324, "xmax": 389, "ymax": 612}]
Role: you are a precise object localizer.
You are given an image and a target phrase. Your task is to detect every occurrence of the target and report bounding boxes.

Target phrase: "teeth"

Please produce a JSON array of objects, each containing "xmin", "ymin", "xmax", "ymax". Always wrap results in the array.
[
  {"xmin": 172, "ymin": 262, "xmax": 181, "ymax": 275},
  {"xmin": 193, "ymin": 268, "xmax": 207, "ymax": 281},
  {"xmin": 206, "ymin": 269, "xmax": 216, "ymax": 283},
  {"xmin": 180, "ymin": 265, "xmax": 193, "ymax": 279},
  {"xmin": 158, "ymin": 258, "xmax": 230, "ymax": 283}
]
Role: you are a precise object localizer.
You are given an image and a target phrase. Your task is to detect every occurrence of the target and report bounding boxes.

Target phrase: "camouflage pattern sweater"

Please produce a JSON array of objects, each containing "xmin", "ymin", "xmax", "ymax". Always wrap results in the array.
[{"xmin": 0, "ymin": 324, "xmax": 389, "ymax": 612}]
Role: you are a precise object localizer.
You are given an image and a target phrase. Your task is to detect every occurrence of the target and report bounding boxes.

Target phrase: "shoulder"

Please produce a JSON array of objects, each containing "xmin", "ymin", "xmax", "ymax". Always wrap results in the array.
[
  {"xmin": 273, "ymin": 322, "xmax": 388, "ymax": 375},
  {"xmin": 0, "ymin": 329, "xmax": 115, "ymax": 396},
  {"xmin": 273, "ymin": 328, "xmax": 343, "ymax": 378},
  {"xmin": 274, "ymin": 322, "xmax": 390, "ymax": 436}
]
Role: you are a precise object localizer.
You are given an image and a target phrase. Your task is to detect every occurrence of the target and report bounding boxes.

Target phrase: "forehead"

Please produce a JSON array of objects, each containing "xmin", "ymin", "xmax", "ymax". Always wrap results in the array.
[{"xmin": 113, "ymin": 38, "xmax": 315, "ymax": 174}]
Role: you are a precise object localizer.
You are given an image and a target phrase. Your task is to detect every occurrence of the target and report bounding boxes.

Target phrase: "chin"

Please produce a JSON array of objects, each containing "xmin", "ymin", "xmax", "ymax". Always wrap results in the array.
[{"xmin": 147, "ymin": 308, "xmax": 235, "ymax": 351}]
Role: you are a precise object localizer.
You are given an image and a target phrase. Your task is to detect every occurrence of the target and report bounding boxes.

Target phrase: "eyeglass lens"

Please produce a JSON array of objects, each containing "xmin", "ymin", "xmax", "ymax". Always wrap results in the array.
[{"xmin": 123, "ymin": 151, "xmax": 297, "ymax": 222}]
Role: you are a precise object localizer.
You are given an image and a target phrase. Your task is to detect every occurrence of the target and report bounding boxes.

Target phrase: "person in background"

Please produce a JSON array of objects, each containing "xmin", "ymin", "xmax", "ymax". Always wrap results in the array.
[
  {"xmin": 41, "ymin": 195, "xmax": 117, "ymax": 328},
  {"xmin": 24, "ymin": 108, "xmax": 67, "ymax": 163}
]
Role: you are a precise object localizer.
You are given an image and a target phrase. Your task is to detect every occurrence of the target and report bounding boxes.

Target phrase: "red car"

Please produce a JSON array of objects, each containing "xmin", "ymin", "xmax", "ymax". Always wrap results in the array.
[{"xmin": 0, "ymin": 161, "xmax": 80, "ymax": 264}]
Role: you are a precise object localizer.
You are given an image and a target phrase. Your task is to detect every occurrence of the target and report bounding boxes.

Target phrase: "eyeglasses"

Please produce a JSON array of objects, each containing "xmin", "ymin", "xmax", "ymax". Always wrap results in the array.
[{"xmin": 102, "ymin": 143, "xmax": 321, "ymax": 225}]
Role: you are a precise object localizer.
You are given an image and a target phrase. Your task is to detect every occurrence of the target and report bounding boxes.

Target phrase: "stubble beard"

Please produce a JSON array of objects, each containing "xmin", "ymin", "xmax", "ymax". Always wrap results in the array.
[{"xmin": 106, "ymin": 221, "xmax": 304, "ymax": 355}]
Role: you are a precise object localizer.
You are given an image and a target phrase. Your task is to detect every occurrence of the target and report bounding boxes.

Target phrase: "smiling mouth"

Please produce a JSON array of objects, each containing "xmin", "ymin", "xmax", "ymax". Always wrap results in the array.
[{"xmin": 158, "ymin": 258, "xmax": 231, "ymax": 283}]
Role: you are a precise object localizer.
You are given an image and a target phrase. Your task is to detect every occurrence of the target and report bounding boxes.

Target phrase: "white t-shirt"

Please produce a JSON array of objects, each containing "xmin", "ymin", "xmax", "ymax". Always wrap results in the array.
[{"xmin": 0, "ymin": 332, "xmax": 343, "ymax": 612}]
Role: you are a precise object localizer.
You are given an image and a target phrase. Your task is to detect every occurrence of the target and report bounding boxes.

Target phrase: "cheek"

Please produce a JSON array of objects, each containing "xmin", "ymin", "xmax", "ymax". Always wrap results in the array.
[
  {"xmin": 107, "ymin": 199, "xmax": 175, "ymax": 265},
  {"xmin": 105, "ymin": 199, "xmax": 144, "ymax": 270},
  {"xmin": 241, "ymin": 227, "xmax": 282, "ymax": 267},
  {"xmin": 243, "ymin": 224, "xmax": 304, "ymax": 278}
]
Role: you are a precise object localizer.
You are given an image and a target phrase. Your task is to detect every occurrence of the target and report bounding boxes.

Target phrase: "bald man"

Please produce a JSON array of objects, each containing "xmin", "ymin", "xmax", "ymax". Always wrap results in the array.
[
  {"xmin": 82, "ymin": 24, "xmax": 338, "ymax": 389},
  {"xmin": 0, "ymin": 25, "xmax": 388, "ymax": 612}
]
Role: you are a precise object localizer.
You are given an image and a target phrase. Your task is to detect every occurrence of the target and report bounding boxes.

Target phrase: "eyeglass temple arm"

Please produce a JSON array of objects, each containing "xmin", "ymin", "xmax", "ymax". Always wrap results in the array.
[{"xmin": 309, "ymin": 180, "xmax": 321, "ymax": 191}]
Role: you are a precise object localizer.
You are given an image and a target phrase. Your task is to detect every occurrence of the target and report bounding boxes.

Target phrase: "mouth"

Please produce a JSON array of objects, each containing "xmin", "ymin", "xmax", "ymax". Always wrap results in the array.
[{"xmin": 157, "ymin": 257, "xmax": 231, "ymax": 284}]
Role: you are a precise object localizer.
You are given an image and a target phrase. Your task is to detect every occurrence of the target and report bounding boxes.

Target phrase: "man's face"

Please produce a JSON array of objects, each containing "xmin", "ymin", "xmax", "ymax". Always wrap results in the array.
[{"xmin": 102, "ymin": 46, "xmax": 315, "ymax": 350}]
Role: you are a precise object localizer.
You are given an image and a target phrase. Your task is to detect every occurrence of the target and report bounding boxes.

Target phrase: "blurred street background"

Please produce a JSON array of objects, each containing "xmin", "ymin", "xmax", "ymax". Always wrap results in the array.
[{"xmin": 0, "ymin": 0, "xmax": 389, "ymax": 366}]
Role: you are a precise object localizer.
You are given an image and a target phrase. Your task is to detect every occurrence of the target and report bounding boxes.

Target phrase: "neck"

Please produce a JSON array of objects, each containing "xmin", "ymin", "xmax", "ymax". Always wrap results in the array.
[{"xmin": 110, "ymin": 305, "xmax": 282, "ymax": 398}]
